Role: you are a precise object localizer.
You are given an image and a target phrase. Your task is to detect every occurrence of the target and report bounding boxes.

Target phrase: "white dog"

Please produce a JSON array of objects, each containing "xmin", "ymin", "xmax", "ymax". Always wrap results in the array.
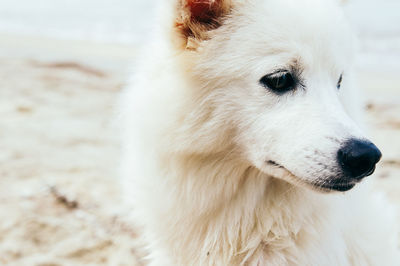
[{"xmin": 120, "ymin": 0, "xmax": 400, "ymax": 265}]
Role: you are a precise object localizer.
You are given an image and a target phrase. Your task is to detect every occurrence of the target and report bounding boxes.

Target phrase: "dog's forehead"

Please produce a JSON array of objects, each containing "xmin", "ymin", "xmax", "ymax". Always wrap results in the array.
[
  {"xmin": 222, "ymin": 0, "xmax": 354, "ymax": 65},
  {"xmin": 196, "ymin": 0, "xmax": 355, "ymax": 79}
]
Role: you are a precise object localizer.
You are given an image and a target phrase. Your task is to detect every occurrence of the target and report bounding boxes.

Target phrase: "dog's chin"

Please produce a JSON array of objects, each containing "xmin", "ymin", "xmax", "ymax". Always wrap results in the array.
[{"xmin": 263, "ymin": 161, "xmax": 356, "ymax": 193}]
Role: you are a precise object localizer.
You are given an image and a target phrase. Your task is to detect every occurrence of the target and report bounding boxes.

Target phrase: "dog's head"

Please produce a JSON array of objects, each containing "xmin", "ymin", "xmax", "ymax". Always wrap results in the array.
[{"xmin": 171, "ymin": 0, "xmax": 381, "ymax": 192}]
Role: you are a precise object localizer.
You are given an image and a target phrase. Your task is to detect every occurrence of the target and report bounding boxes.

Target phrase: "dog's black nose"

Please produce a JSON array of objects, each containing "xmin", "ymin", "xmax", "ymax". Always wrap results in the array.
[{"xmin": 337, "ymin": 139, "xmax": 382, "ymax": 180}]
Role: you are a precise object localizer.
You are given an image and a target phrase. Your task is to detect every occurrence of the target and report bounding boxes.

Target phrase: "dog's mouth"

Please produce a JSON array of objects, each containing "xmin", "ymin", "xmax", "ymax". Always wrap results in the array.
[
  {"xmin": 266, "ymin": 160, "xmax": 357, "ymax": 193},
  {"xmin": 267, "ymin": 160, "xmax": 284, "ymax": 169},
  {"xmin": 316, "ymin": 165, "xmax": 377, "ymax": 192},
  {"xmin": 315, "ymin": 182, "xmax": 356, "ymax": 192}
]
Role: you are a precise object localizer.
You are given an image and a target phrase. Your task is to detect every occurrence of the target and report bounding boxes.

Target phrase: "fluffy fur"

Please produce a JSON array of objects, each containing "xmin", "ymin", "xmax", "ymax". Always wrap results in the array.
[{"xmin": 120, "ymin": 0, "xmax": 400, "ymax": 265}]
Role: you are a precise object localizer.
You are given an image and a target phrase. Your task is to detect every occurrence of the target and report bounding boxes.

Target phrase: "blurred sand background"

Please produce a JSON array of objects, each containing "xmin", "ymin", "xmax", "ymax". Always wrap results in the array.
[{"xmin": 0, "ymin": 0, "xmax": 399, "ymax": 265}]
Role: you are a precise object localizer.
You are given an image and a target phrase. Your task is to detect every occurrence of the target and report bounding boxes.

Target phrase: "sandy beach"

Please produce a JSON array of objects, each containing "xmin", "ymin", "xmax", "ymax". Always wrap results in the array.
[{"xmin": 0, "ymin": 32, "xmax": 399, "ymax": 265}]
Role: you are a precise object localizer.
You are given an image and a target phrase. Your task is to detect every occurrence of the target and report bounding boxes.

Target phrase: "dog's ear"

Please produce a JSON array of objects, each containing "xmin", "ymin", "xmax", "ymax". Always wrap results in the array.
[{"xmin": 174, "ymin": 0, "xmax": 232, "ymax": 49}]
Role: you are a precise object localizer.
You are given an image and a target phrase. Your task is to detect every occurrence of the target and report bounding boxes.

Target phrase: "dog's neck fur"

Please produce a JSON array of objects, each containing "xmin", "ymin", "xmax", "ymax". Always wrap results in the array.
[{"xmin": 145, "ymin": 148, "xmax": 340, "ymax": 265}]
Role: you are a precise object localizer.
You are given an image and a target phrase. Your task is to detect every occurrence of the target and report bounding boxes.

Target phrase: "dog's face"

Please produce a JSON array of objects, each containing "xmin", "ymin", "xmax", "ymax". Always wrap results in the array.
[{"xmin": 174, "ymin": 0, "xmax": 381, "ymax": 192}]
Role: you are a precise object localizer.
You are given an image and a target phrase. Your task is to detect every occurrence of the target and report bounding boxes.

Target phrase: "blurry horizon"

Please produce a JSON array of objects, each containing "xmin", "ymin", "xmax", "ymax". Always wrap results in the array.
[{"xmin": 0, "ymin": 0, "xmax": 399, "ymax": 72}]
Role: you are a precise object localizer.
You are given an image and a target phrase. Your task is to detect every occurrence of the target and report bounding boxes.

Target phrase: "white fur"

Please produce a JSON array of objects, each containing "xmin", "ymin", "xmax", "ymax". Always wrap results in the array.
[{"xmin": 120, "ymin": 0, "xmax": 400, "ymax": 265}]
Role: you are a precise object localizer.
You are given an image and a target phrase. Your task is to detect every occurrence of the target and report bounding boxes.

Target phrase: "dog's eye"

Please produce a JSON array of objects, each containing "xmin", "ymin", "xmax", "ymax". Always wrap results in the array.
[
  {"xmin": 260, "ymin": 71, "xmax": 295, "ymax": 94},
  {"xmin": 337, "ymin": 74, "xmax": 343, "ymax": 90}
]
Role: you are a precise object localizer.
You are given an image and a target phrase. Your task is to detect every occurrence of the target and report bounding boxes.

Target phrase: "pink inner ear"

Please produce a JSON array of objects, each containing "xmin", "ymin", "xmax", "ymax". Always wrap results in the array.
[{"xmin": 187, "ymin": 0, "xmax": 222, "ymax": 24}]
